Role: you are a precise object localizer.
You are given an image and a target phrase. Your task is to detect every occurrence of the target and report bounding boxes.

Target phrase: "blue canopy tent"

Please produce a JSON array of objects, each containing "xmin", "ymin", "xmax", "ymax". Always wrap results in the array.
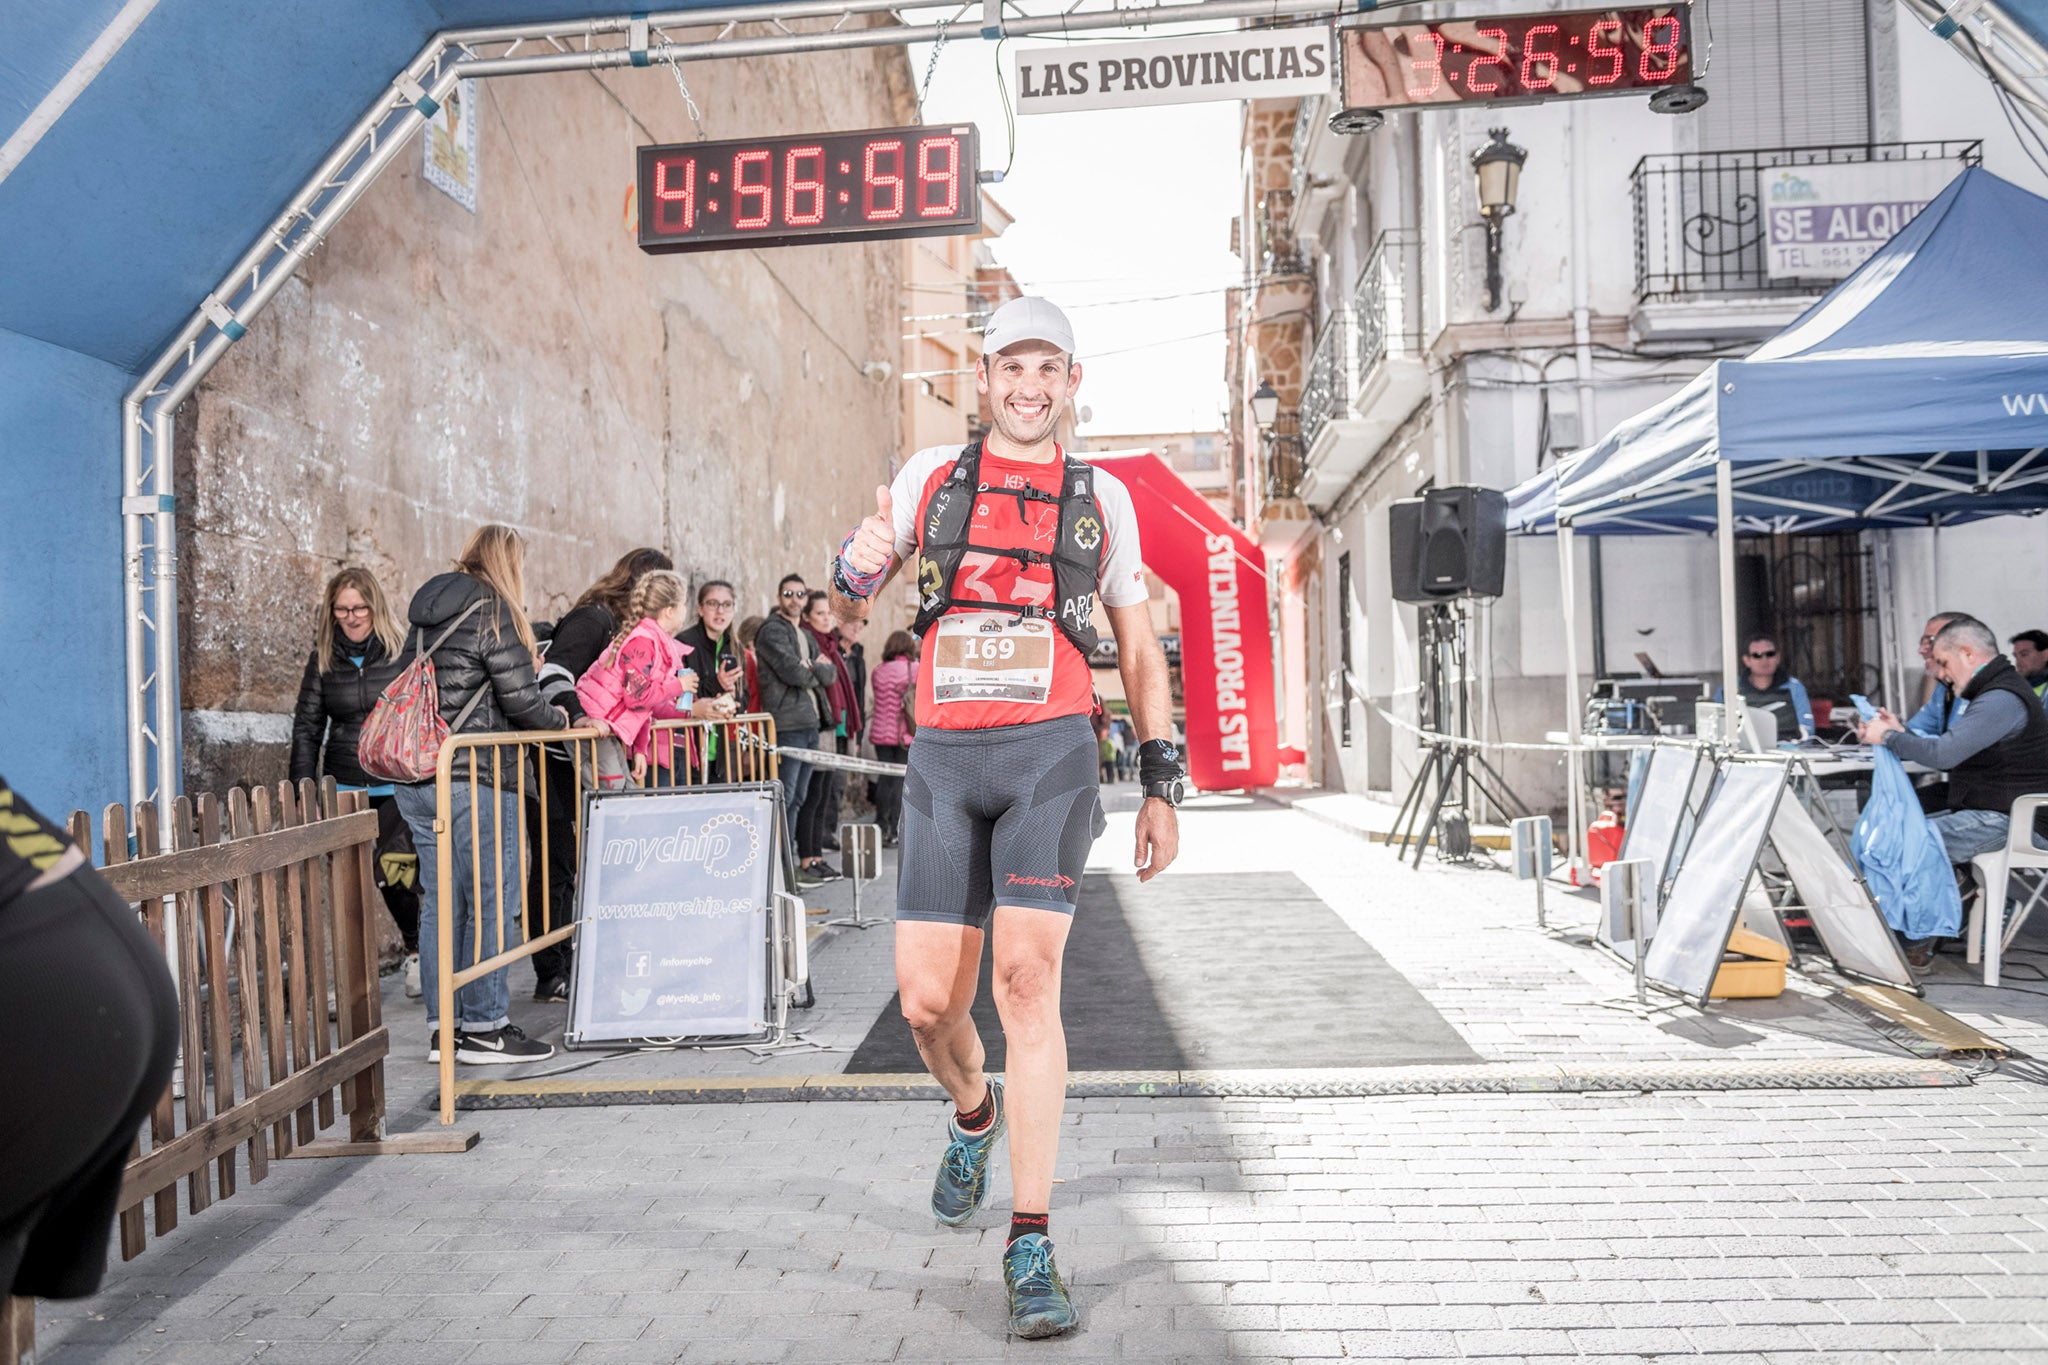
[{"xmin": 1506, "ymin": 166, "xmax": 2048, "ymax": 865}]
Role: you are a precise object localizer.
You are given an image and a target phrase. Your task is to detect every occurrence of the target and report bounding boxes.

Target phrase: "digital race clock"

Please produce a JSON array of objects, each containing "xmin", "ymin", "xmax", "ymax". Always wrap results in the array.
[
  {"xmin": 1340, "ymin": 6, "xmax": 1696, "ymax": 110},
  {"xmin": 637, "ymin": 124, "xmax": 981, "ymax": 254}
]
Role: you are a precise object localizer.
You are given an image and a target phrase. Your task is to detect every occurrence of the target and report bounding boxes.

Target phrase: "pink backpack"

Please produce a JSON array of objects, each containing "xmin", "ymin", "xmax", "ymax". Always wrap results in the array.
[{"xmin": 357, "ymin": 600, "xmax": 488, "ymax": 783}]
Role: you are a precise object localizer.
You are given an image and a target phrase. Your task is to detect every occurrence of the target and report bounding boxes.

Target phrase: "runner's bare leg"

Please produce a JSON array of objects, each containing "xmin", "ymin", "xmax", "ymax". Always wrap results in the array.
[
  {"xmin": 989, "ymin": 905, "xmax": 1073, "ymax": 1214},
  {"xmin": 896, "ymin": 920, "xmax": 987, "ymax": 1109}
]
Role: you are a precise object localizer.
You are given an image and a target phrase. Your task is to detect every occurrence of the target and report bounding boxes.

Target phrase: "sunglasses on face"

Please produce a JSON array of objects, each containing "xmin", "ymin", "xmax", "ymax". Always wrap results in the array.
[
  {"xmin": 780, "ymin": 588, "xmax": 806, "ymax": 599},
  {"xmin": 1746, "ymin": 649, "xmax": 1777, "ymax": 658}
]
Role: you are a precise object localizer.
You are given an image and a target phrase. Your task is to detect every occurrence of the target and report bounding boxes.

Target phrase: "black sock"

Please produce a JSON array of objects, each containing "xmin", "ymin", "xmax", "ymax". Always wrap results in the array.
[
  {"xmin": 1009, "ymin": 1212, "xmax": 1049, "ymax": 1244},
  {"xmin": 955, "ymin": 1084, "xmax": 994, "ymax": 1133}
]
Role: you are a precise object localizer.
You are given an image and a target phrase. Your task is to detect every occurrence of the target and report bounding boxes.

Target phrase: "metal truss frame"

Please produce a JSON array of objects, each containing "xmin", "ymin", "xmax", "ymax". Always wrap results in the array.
[
  {"xmin": 1556, "ymin": 447, "xmax": 2048, "ymax": 535},
  {"xmin": 121, "ymin": 0, "xmax": 1389, "ymax": 810},
  {"xmin": 1903, "ymin": 0, "xmax": 2048, "ymax": 116}
]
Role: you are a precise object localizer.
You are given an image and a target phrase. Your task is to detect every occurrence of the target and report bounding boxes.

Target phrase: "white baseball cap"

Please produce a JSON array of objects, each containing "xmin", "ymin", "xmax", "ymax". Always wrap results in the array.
[{"xmin": 982, "ymin": 296, "xmax": 1076, "ymax": 357}]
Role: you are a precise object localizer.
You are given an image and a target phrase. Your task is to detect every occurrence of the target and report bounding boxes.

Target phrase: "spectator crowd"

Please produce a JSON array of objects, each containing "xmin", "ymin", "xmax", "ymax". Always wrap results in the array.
[{"xmin": 287, "ymin": 526, "xmax": 1145, "ymax": 1065}]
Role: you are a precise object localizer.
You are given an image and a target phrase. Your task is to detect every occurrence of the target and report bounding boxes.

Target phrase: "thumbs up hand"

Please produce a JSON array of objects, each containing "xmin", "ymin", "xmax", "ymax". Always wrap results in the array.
[{"xmin": 842, "ymin": 484, "xmax": 896, "ymax": 579}]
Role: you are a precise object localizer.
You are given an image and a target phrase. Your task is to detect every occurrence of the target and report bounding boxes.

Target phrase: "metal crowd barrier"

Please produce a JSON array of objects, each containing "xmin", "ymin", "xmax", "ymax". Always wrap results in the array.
[{"xmin": 431, "ymin": 713, "xmax": 779, "ymax": 1122}]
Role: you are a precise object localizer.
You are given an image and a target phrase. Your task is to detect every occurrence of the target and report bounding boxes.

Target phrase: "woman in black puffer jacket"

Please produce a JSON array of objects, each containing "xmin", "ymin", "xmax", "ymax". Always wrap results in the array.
[
  {"xmin": 289, "ymin": 567, "xmax": 423, "ymax": 989},
  {"xmin": 392, "ymin": 525, "xmax": 567, "ymax": 1066}
]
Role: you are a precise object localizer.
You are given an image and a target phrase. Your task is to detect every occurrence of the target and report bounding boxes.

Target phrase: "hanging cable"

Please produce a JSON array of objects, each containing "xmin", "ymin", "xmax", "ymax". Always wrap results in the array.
[
  {"xmin": 1972, "ymin": 32, "xmax": 2048, "ymax": 179},
  {"xmin": 993, "ymin": 36, "xmax": 1018, "ymax": 177}
]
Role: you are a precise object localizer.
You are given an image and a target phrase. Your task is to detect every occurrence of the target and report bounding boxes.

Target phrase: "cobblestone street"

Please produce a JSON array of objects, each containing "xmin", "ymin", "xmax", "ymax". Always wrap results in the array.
[{"xmin": 28, "ymin": 796, "xmax": 2048, "ymax": 1362}]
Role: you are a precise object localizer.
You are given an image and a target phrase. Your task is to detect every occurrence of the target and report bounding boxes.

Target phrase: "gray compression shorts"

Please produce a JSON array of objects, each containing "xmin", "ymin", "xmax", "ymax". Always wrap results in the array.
[{"xmin": 896, "ymin": 714, "xmax": 1106, "ymax": 926}]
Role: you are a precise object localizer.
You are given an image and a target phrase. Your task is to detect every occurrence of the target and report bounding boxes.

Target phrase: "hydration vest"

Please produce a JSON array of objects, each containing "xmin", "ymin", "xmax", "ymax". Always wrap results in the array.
[{"xmin": 910, "ymin": 440, "xmax": 1107, "ymax": 657}]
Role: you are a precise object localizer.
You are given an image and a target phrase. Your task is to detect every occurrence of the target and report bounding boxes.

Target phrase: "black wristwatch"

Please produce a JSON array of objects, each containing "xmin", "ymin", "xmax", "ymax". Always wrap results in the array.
[{"xmin": 1142, "ymin": 777, "xmax": 1185, "ymax": 807}]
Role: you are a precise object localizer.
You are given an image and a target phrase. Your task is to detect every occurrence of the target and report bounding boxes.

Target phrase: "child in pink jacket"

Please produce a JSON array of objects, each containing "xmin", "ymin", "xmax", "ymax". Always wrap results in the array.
[{"xmin": 575, "ymin": 570, "xmax": 698, "ymax": 783}]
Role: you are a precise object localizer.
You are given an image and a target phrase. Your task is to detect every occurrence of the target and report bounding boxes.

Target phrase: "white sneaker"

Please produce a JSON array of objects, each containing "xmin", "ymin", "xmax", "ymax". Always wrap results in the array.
[{"xmin": 403, "ymin": 952, "xmax": 421, "ymax": 998}]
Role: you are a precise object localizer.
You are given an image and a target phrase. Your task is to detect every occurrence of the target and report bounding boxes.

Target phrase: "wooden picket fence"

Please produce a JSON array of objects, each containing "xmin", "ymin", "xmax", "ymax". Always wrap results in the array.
[{"xmin": 2, "ymin": 779, "xmax": 473, "ymax": 1365}]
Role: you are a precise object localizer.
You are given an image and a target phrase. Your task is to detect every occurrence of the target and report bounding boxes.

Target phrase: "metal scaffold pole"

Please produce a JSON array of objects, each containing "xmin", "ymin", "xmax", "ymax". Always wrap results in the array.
[
  {"xmin": 118, "ymin": 0, "xmax": 1399, "ymax": 808},
  {"xmin": 1558, "ymin": 521, "xmax": 1586, "ymax": 881}
]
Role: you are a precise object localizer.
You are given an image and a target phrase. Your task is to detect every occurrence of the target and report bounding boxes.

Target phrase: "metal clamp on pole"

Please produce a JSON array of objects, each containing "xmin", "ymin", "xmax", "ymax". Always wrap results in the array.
[
  {"xmin": 1510, "ymin": 815, "xmax": 1554, "ymax": 928},
  {"xmin": 1600, "ymin": 857, "xmax": 1658, "ymax": 1006},
  {"xmin": 392, "ymin": 72, "xmax": 440, "ymax": 119},
  {"xmin": 199, "ymin": 293, "xmax": 247, "ymax": 342},
  {"xmin": 824, "ymin": 821, "xmax": 883, "ymax": 929}
]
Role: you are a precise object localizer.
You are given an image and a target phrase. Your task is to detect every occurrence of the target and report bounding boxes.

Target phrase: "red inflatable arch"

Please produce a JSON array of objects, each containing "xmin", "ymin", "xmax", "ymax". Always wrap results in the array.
[{"xmin": 1087, "ymin": 451, "xmax": 1278, "ymax": 791}]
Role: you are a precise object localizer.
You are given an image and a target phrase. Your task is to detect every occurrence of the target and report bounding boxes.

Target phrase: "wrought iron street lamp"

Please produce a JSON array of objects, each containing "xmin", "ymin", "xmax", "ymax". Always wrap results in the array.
[
  {"xmin": 1471, "ymin": 128, "xmax": 1528, "ymax": 313},
  {"xmin": 1251, "ymin": 380, "xmax": 1280, "ymax": 429}
]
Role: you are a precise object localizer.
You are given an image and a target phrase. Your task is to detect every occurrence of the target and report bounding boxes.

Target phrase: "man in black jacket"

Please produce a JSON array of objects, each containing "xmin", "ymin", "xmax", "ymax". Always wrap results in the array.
[
  {"xmin": 1859, "ymin": 614, "xmax": 2048, "ymax": 963},
  {"xmin": 755, "ymin": 573, "xmax": 836, "ymax": 858}
]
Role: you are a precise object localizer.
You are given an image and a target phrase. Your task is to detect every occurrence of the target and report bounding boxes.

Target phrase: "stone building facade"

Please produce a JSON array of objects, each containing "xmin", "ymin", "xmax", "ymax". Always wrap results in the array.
[{"xmin": 178, "ymin": 42, "xmax": 918, "ymax": 793}]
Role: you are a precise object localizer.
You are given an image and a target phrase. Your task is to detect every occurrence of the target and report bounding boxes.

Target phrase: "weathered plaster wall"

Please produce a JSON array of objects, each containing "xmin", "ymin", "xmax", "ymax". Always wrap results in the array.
[{"xmin": 179, "ymin": 42, "xmax": 917, "ymax": 792}]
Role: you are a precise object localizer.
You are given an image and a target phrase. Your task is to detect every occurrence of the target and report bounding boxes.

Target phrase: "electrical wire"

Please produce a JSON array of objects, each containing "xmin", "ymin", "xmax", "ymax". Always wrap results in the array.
[
  {"xmin": 1982, "ymin": 46, "xmax": 2048, "ymax": 180},
  {"xmin": 902, "ymin": 281, "xmax": 1239, "ymax": 323},
  {"xmin": 902, "ymin": 307, "xmax": 1309, "ymax": 378},
  {"xmin": 994, "ymin": 35, "xmax": 1018, "ymax": 178}
]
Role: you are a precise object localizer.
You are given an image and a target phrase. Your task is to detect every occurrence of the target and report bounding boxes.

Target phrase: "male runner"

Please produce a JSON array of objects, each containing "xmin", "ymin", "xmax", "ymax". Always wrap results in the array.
[{"xmin": 831, "ymin": 296, "xmax": 1184, "ymax": 1338}]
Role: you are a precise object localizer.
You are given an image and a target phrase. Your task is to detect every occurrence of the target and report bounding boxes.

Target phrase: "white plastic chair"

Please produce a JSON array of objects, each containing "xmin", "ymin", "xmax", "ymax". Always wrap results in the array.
[{"xmin": 1967, "ymin": 793, "xmax": 2048, "ymax": 987}]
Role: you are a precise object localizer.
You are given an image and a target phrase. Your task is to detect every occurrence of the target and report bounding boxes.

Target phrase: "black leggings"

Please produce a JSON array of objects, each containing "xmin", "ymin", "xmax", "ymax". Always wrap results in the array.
[
  {"xmin": 0, "ymin": 867, "xmax": 178, "ymax": 1299},
  {"xmin": 370, "ymin": 793, "xmax": 421, "ymax": 953},
  {"xmin": 872, "ymin": 743, "xmax": 908, "ymax": 835},
  {"xmin": 524, "ymin": 749, "xmax": 579, "ymax": 983},
  {"xmin": 796, "ymin": 737, "xmax": 847, "ymax": 860}
]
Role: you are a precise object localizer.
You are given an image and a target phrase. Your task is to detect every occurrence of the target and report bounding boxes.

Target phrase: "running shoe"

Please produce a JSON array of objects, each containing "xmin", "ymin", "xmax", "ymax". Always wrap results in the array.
[
  {"xmin": 1002, "ymin": 1233, "xmax": 1078, "ymax": 1338},
  {"xmin": 930, "ymin": 1078, "xmax": 1005, "ymax": 1226},
  {"xmin": 455, "ymin": 1024, "xmax": 554, "ymax": 1065}
]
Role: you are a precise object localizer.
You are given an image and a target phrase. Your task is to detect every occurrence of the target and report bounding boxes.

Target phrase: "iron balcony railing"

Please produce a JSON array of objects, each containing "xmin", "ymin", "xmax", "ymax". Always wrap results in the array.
[
  {"xmin": 1258, "ymin": 188, "xmax": 1309, "ymax": 278},
  {"xmin": 1631, "ymin": 140, "xmax": 1981, "ymax": 302},
  {"xmin": 1300, "ymin": 311, "xmax": 1355, "ymax": 451},
  {"xmin": 1289, "ymin": 94, "xmax": 1322, "ymax": 208},
  {"xmin": 1264, "ymin": 410, "xmax": 1305, "ymax": 502},
  {"xmin": 1353, "ymin": 227, "xmax": 1423, "ymax": 384}
]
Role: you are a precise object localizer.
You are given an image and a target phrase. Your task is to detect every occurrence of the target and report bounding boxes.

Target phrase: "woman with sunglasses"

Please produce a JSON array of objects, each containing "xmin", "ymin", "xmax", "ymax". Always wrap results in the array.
[{"xmin": 1729, "ymin": 634, "xmax": 1816, "ymax": 742}]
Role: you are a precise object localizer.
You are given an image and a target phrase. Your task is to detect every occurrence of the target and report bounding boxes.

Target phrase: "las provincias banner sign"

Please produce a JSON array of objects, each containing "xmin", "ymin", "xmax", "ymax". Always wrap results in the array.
[
  {"xmin": 1087, "ymin": 451, "xmax": 1278, "ymax": 791},
  {"xmin": 1012, "ymin": 27, "xmax": 1335, "ymax": 114}
]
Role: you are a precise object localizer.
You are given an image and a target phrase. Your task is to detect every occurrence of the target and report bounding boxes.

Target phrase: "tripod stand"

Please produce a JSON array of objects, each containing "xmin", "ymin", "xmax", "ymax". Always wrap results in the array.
[{"xmin": 1390, "ymin": 601, "xmax": 1532, "ymax": 866}]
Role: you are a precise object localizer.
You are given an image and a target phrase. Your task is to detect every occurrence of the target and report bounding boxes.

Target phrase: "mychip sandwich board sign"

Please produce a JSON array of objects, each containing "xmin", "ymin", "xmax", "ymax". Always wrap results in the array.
[{"xmin": 567, "ymin": 784, "xmax": 779, "ymax": 1046}]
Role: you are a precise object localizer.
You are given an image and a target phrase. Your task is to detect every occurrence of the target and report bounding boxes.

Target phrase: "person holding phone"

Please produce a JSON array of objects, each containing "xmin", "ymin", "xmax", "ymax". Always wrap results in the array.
[{"xmin": 679, "ymin": 579, "xmax": 746, "ymax": 782}]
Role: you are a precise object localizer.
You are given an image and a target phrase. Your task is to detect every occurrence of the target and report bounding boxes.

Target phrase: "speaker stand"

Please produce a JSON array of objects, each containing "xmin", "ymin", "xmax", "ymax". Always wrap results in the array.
[{"xmin": 1389, "ymin": 603, "xmax": 1534, "ymax": 867}]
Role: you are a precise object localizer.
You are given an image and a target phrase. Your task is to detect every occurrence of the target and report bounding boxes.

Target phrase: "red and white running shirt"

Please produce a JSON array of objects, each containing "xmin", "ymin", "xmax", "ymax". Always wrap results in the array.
[{"xmin": 888, "ymin": 444, "xmax": 1147, "ymax": 731}]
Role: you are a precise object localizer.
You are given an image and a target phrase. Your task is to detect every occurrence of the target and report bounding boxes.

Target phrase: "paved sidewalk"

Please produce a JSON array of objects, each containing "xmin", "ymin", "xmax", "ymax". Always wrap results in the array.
[
  {"xmin": 32, "ymin": 1083, "xmax": 2048, "ymax": 1362},
  {"xmin": 28, "ymin": 792, "xmax": 2048, "ymax": 1362},
  {"xmin": 1256, "ymin": 786, "xmax": 2048, "ymax": 1063}
]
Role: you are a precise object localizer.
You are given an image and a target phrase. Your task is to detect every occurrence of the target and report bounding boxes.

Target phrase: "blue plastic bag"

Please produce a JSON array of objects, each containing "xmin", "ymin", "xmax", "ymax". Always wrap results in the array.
[{"xmin": 1851, "ymin": 746, "xmax": 1962, "ymax": 938}]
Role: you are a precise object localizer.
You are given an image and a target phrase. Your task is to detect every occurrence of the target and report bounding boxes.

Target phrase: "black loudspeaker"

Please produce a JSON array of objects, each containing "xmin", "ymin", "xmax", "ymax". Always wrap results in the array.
[{"xmin": 1390, "ymin": 486, "xmax": 1508, "ymax": 603}]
